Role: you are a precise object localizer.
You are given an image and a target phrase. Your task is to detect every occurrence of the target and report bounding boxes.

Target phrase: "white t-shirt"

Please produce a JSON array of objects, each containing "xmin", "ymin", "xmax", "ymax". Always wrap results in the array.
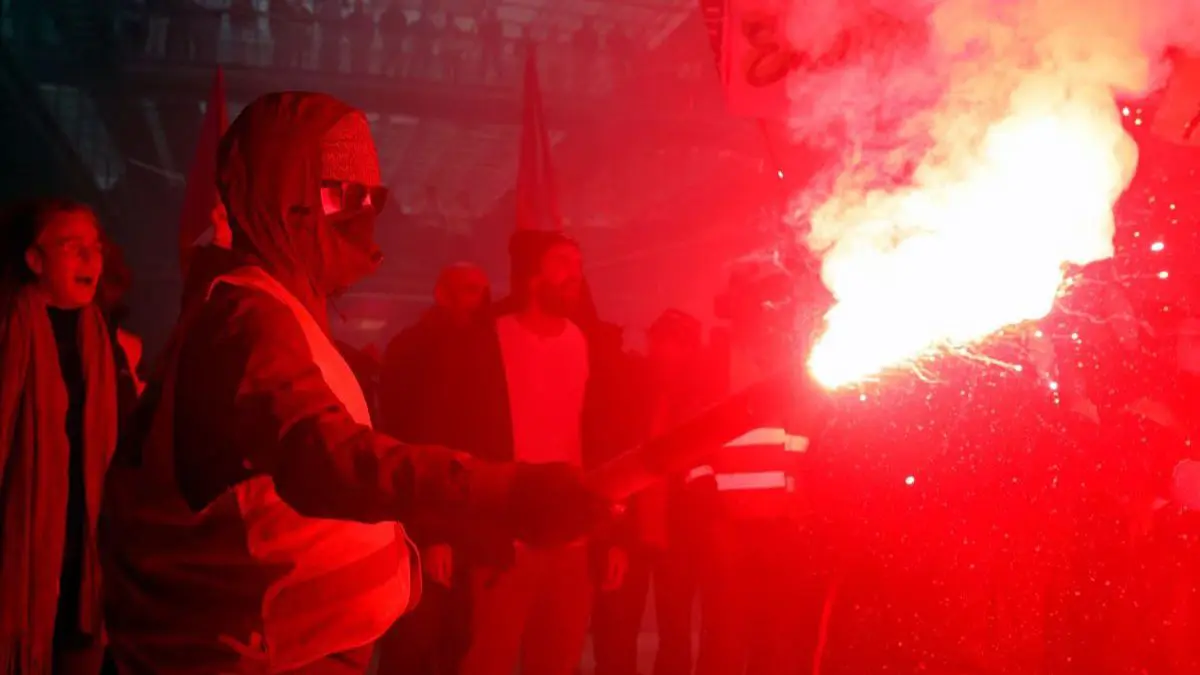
[{"xmin": 496, "ymin": 314, "xmax": 590, "ymax": 466}]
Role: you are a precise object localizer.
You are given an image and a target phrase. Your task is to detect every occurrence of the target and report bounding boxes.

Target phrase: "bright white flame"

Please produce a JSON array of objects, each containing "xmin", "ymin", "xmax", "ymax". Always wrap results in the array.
[
  {"xmin": 781, "ymin": 0, "xmax": 1199, "ymax": 388},
  {"xmin": 807, "ymin": 94, "xmax": 1133, "ymax": 387}
]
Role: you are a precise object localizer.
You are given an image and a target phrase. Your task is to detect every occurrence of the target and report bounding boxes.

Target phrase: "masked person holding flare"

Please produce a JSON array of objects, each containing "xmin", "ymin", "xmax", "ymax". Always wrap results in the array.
[{"xmin": 101, "ymin": 92, "xmax": 610, "ymax": 675}]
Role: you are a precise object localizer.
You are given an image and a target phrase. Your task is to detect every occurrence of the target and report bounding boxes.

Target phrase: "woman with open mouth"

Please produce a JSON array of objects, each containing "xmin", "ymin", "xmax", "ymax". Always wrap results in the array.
[{"xmin": 0, "ymin": 197, "xmax": 119, "ymax": 675}]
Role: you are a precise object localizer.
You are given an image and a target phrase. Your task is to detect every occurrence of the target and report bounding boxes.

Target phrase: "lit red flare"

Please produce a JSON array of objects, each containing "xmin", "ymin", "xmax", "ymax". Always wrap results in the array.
[
  {"xmin": 807, "ymin": 97, "xmax": 1136, "ymax": 388},
  {"xmin": 788, "ymin": 0, "xmax": 1169, "ymax": 389}
]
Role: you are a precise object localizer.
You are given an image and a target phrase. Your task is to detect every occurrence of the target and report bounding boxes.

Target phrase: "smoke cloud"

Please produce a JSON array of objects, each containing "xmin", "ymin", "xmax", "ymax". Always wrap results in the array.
[{"xmin": 789, "ymin": 0, "xmax": 1200, "ymax": 387}]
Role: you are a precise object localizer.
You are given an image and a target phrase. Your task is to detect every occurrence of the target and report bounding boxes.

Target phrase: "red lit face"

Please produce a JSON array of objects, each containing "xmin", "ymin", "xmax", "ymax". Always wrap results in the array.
[
  {"xmin": 532, "ymin": 242, "xmax": 583, "ymax": 317},
  {"xmin": 25, "ymin": 209, "xmax": 104, "ymax": 309},
  {"xmin": 436, "ymin": 265, "xmax": 490, "ymax": 321}
]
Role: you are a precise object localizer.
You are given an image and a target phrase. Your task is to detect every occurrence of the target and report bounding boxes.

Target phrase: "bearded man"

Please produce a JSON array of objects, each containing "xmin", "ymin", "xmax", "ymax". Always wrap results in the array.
[{"xmin": 454, "ymin": 230, "xmax": 630, "ymax": 675}]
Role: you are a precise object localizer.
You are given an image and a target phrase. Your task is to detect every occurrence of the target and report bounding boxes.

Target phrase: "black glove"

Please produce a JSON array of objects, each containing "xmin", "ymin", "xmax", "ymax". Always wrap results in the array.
[{"xmin": 507, "ymin": 462, "xmax": 613, "ymax": 547}]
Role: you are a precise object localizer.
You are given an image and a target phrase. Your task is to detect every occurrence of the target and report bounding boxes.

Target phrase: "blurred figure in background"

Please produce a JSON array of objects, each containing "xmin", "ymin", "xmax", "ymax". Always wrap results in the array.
[
  {"xmin": 165, "ymin": 0, "xmax": 193, "ymax": 62},
  {"xmin": 379, "ymin": 262, "xmax": 491, "ymax": 454},
  {"xmin": 271, "ymin": 0, "xmax": 311, "ymax": 69},
  {"xmin": 228, "ymin": 0, "xmax": 260, "ymax": 65},
  {"xmin": 0, "ymin": 198, "xmax": 118, "ymax": 675},
  {"xmin": 441, "ymin": 16, "xmax": 471, "ymax": 83},
  {"xmin": 375, "ymin": 262, "xmax": 492, "ymax": 675},
  {"xmin": 694, "ymin": 264, "xmax": 823, "ymax": 675},
  {"xmin": 143, "ymin": 0, "xmax": 169, "ymax": 57},
  {"xmin": 592, "ymin": 309, "xmax": 711, "ymax": 675},
  {"xmin": 380, "ymin": 3, "xmax": 409, "ymax": 76},
  {"xmin": 477, "ymin": 8, "xmax": 503, "ymax": 83},
  {"xmin": 407, "ymin": 10, "xmax": 436, "ymax": 78},
  {"xmin": 191, "ymin": 1, "xmax": 222, "ymax": 63},
  {"xmin": 348, "ymin": 0, "xmax": 376, "ymax": 73},
  {"xmin": 319, "ymin": 0, "xmax": 345, "ymax": 71}
]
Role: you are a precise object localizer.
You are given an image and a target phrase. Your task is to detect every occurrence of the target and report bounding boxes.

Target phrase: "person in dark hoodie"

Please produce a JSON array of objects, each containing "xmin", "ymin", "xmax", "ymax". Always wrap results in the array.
[
  {"xmin": 373, "ymin": 261, "xmax": 492, "ymax": 675},
  {"xmin": 100, "ymin": 92, "xmax": 610, "ymax": 675},
  {"xmin": 379, "ymin": 261, "xmax": 491, "ymax": 445},
  {"xmin": 0, "ymin": 198, "xmax": 118, "ymax": 675},
  {"xmin": 592, "ymin": 309, "xmax": 712, "ymax": 675}
]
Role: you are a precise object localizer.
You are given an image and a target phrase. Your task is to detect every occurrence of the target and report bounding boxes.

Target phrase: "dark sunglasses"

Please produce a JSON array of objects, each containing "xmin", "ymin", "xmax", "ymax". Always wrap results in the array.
[{"xmin": 321, "ymin": 181, "xmax": 389, "ymax": 215}]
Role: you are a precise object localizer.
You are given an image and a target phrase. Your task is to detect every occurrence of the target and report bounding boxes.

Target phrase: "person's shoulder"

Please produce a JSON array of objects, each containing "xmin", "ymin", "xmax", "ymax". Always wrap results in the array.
[
  {"xmin": 383, "ymin": 312, "xmax": 442, "ymax": 359},
  {"xmin": 193, "ymin": 281, "xmax": 305, "ymax": 349}
]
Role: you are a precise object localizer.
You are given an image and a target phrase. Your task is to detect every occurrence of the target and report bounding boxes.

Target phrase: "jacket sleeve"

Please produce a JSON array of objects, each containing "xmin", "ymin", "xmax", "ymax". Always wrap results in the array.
[{"xmin": 174, "ymin": 285, "xmax": 513, "ymax": 525}]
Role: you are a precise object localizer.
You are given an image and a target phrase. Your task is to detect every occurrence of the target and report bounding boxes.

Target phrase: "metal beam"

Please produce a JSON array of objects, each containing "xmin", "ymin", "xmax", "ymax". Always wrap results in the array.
[{"xmin": 111, "ymin": 61, "xmax": 730, "ymax": 136}]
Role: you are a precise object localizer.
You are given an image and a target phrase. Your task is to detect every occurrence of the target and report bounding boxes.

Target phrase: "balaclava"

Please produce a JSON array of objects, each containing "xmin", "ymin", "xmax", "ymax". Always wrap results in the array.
[
  {"xmin": 316, "ymin": 111, "xmax": 384, "ymax": 296},
  {"xmin": 218, "ymin": 93, "xmax": 387, "ymax": 326}
]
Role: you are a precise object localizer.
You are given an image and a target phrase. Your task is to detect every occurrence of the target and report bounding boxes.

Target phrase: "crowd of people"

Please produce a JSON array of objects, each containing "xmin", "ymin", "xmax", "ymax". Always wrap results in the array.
[
  {"xmin": 106, "ymin": 0, "xmax": 641, "ymax": 93},
  {"xmin": 0, "ymin": 89, "xmax": 813, "ymax": 675},
  {"xmin": 4, "ymin": 88, "xmax": 1200, "ymax": 675}
]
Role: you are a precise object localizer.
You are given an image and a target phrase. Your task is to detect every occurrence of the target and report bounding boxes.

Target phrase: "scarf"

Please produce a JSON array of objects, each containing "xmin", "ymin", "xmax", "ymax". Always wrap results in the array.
[{"xmin": 0, "ymin": 286, "xmax": 117, "ymax": 674}]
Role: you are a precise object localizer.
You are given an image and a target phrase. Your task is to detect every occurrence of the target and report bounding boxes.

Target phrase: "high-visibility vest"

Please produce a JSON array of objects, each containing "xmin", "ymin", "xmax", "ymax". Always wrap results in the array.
[
  {"xmin": 695, "ymin": 336, "xmax": 808, "ymax": 520},
  {"xmin": 688, "ymin": 427, "xmax": 808, "ymax": 520},
  {"xmin": 104, "ymin": 267, "xmax": 415, "ymax": 674}
]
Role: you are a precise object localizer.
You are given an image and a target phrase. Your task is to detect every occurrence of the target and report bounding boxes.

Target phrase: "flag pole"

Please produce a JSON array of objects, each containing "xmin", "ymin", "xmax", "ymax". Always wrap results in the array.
[{"xmin": 179, "ymin": 66, "xmax": 229, "ymax": 274}]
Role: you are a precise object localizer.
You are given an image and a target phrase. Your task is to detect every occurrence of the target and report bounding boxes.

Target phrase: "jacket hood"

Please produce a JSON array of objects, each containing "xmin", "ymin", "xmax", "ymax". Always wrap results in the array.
[
  {"xmin": 179, "ymin": 244, "xmax": 246, "ymax": 311},
  {"xmin": 216, "ymin": 92, "xmax": 380, "ymax": 326}
]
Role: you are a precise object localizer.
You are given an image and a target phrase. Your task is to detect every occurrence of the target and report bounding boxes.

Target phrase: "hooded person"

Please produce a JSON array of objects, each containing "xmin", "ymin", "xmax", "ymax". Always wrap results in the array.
[
  {"xmin": 379, "ymin": 261, "xmax": 492, "ymax": 444},
  {"xmin": 373, "ymin": 262, "xmax": 493, "ymax": 675},
  {"xmin": 100, "ymin": 92, "xmax": 610, "ymax": 675}
]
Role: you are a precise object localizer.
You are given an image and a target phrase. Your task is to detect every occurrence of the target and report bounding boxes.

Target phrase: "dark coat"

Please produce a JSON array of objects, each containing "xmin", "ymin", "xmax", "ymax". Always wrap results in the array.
[{"xmin": 383, "ymin": 298, "xmax": 637, "ymax": 567}]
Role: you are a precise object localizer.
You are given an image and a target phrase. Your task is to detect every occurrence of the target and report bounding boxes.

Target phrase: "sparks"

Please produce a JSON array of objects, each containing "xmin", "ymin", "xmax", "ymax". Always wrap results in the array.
[
  {"xmin": 807, "ymin": 102, "xmax": 1133, "ymax": 388},
  {"xmin": 790, "ymin": 0, "xmax": 1155, "ymax": 389}
]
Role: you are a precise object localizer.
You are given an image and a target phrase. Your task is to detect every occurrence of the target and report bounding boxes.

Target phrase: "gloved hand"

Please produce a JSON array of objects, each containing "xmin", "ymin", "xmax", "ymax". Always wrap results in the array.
[{"xmin": 507, "ymin": 462, "xmax": 613, "ymax": 547}]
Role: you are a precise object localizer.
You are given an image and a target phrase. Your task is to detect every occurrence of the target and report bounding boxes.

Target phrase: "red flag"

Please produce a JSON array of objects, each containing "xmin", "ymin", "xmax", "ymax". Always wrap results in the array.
[
  {"xmin": 703, "ymin": 0, "xmax": 916, "ymax": 119},
  {"xmin": 698, "ymin": 0, "xmax": 794, "ymax": 119},
  {"xmin": 515, "ymin": 44, "xmax": 562, "ymax": 231},
  {"xmin": 179, "ymin": 67, "xmax": 229, "ymax": 272}
]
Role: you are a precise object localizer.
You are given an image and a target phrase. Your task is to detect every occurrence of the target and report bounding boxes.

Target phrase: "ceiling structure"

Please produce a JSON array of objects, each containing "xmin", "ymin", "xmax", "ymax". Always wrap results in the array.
[
  {"xmin": 195, "ymin": 0, "xmax": 762, "ymax": 239},
  {"xmin": 18, "ymin": 0, "xmax": 756, "ymax": 234},
  {"xmin": 9, "ymin": 0, "xmax": 788, "ymax": 347},
  {"xmin": 387, "ymin": 0, "xmax": 696, "ymax": 45}
]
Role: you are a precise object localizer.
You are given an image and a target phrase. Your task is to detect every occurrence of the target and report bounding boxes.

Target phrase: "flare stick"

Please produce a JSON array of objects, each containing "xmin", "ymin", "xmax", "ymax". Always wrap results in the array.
[{"xmin": 588, "ymin": 369, "xmax": 801, "ymax": 501}]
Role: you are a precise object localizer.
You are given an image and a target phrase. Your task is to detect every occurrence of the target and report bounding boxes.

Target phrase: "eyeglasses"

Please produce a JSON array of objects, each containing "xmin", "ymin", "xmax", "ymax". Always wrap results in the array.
[
  {"xmin": 321, "ymin": 181, "xmax": 389, "ymax": 215},
  {"xmin": 45, "ymin": 239, "xmax": 106, "ymax": 259}
]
